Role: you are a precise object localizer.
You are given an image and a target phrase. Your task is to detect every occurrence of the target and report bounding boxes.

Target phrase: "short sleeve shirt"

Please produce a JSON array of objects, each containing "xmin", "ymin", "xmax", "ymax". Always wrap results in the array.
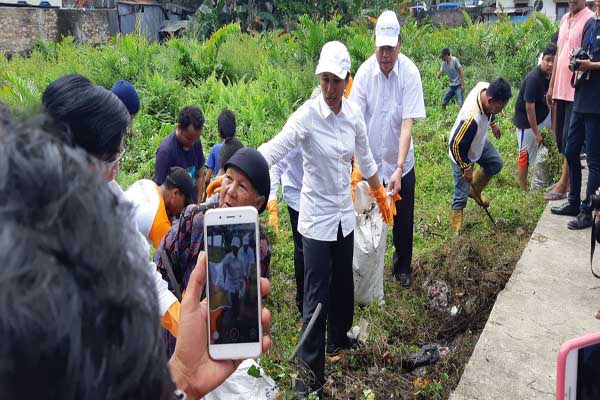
[
  {"xmin": 513, "ymin": 66, "xmax": 550, "ymax": 129},
  {"xmin": 205, "ymin": 143, "xmax": 223, "ymax": 171},
  {"xmin": 554, "ymin": 7, "xmax": 595, "ymax": 101},
  {"xmin": 154, "ymin": 131, "xmax": 204, "ymax": 202},
  {"xmin": 440, "ymin": 56, "xmax": 463, "ymax": 86}
]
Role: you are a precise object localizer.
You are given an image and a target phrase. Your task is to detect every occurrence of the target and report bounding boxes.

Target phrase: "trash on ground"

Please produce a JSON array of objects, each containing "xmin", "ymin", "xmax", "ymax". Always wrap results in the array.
[
  {"xmin": 398, "ymin": 344, "xmax": 450, "ymax": 372},
  {"xmin": 427, "ymin": 280, "xmax": 450, "ymax": 312},
  {"xmin": 205, "ymin": 359, "xmax": 278, "ymax": 400}
]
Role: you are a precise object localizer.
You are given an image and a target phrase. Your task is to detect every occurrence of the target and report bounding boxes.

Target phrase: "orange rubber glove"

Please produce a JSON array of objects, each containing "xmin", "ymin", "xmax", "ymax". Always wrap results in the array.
[
  {"xmin": 370, "ymin": 185, "xmax": 393, "ymax": 224},
  {"xmin": 160, "ymin": 300, "xmax": 180, "ymax": 337},
  {"xmin": 267, "ymin": 199, "xmax": 280, "ymax": 235},
  {"xmin": 351, "ymin": 162, "xmax": 363, "ymax": 202},
  {"xmin": 389, "ymin": 193, "xmax": 402, "ymax": 217},
  {"xmin": 205, "ymin": 175, "xmax": 223, "ymax": 198}
]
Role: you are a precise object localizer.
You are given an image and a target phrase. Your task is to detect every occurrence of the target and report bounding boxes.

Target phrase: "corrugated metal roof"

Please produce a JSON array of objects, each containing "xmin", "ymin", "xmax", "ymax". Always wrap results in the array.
[{"xmin": 118, "ymin": 0, "xmax": 159, "ymax": 6}]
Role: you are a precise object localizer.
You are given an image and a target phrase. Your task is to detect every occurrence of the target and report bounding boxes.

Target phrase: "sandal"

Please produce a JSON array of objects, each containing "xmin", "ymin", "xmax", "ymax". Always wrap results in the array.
[{"xmin": 544, "ymin": 191, "xmax": 567, "ymax": 201}]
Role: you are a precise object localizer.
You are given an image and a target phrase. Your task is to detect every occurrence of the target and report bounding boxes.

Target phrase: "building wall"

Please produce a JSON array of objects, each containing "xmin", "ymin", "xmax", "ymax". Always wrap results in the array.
[{"xmin": 0, "ymin": 7, "xmax": 118, "ymax": 53}]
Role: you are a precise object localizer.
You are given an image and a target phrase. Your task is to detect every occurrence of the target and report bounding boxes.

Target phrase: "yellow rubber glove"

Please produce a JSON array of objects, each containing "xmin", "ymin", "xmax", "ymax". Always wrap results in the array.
[
  {"xmin": 205, "ymin": 175, "xmax": 223, "ymax": 198},
  {"xmin": 267, "ymin": 199, "xmax": 280, "ymax": 235},
  {"xmin": 351, "ymin": 162, "xmax": 363, "ymax": 202},
  {"xmin": 389, "ymin": 193, "xmax": 402, "ymax": 217},
  {"xmin": 370, "ymin": 185, "xmax": 393, "ymax": 224}
]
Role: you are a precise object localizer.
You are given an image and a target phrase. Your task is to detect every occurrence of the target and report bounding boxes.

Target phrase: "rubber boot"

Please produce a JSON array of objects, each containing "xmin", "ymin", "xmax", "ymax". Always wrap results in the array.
[
  {"xmin": 469, "ymin": 168, "xmax": 492, "ymax": 208},
  {"xmin": 450, "ymin": 209, "xmax": 463, "ymax": 234}
]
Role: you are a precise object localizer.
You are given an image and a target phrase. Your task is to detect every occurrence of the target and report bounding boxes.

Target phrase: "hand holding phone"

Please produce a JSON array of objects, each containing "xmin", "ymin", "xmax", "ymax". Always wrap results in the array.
[
  {"xmin": 204, "ymin": 206, "xmax": 263, "ymax": 360},
  {"xmin": 169, "ymin": 249, "xmax": 272, "ymax": 398},
  {"xmin": 557, "ymin": 332, "xmax": 600, "ymax": 400}
]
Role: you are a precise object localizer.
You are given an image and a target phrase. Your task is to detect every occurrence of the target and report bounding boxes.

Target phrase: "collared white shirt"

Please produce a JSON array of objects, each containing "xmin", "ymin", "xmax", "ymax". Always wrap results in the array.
[
  {"xmin": 268, "ymin": 145, "xmax": 303, "ymax": 212},
  {"xmin": 349, "ymin": 53, "xmax": 426, "ymax": 183},
  {"xmin": 259, "ymin": 95, "xmax": 378, "ymax": 241}
]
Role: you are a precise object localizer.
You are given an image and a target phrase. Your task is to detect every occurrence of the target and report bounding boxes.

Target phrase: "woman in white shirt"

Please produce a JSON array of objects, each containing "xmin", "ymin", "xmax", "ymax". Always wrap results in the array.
[{"xmin": 259, "ymin": 41, "xmax": 394, "ymax": 398}]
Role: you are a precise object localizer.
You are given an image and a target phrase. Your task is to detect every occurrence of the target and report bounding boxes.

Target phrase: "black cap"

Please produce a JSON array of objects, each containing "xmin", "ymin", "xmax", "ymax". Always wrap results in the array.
[
  {"xmin": 165, "ymin": 166, "xmax": 194, "ymax": 206},
  {"xmin": 223, "ymin": 148, "xmax": 270, "ymax": 213}
]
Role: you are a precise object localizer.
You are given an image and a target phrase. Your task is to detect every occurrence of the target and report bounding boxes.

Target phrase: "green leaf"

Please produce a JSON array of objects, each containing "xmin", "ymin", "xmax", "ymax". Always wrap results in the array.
[{"xmin": 247, "ymin": 364, "xmax": 261, "ymax": 378}]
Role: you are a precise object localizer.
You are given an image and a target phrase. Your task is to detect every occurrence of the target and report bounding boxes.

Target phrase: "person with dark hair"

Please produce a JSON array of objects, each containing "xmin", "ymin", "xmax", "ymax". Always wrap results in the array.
[
  {"xmin": 125, "ymin": 166, "xmax": 194, "ymax": 248},
  {"xmin": 42, "ymin": 74, "xmax": 181, "ymax": 339},
  {"xmin": 545, "ymin": 0, "xmax": 594, "ymax": 202},
  {"xmin": 350, "ymin": 10, "xmax": 425, "ymax": 288},
  {"xmin": 514, "ymin": 44, "xmax": 556, "ymax": 190},
  {"xmin": 201, "ymin": 109, "xmax": 237, "ymax": 201},
  {"xmin": 42, "ymin": 74, "xmax": 130, "ymax": 182},
  {"xmin": 448, "ymin": 78, "xmax": 512, "ymax": 233},
  {"xmin": 260, "ymin": 41, "xmax": 393, "ymax": 398},
  {"xmin": 155, "ymin": 105, "xmax": 206, "ymax": 202},
  {"xmin": 0, "ymin": 116, "xmax": 272, "ymax": 399},
  {"xmin": 111, "ymin": 79, "xmax": 140, "ymax": 117},
  {"xmin": 437, "ymin": 47, "xmax": 465, "ymax": 108},
  {"xmin": 155, "ymin": 147, "xmax": 272, "ymax": 357}
]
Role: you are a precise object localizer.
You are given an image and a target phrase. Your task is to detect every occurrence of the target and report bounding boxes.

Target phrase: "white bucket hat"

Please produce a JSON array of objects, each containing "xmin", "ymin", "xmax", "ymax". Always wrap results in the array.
[
  {"xmin": 375, "ymin": 10, "xmax": 401, "ymax": 48},
  {"xmin": 315, "ymin": 41, "xmax": 351, "ymax": 79},
  {"xmin": 231, "ymin": 236, "xmax": 241, "ymax": 248}
]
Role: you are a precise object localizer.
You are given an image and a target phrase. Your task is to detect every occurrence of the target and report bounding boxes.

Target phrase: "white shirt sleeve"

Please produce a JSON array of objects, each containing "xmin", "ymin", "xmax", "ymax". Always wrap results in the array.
[
  {"xmin": 258, "ymin": 104, "xmax": 309, "ymax": 168},
  {"xmin": 402, "ymin": 67, "xmax": 426, "ymax": 121},
  {"xmin": 353, "ymin": 112, "xmax": 378, "ymax": 179},
  {"xmin": 268, "ymin": 158, "xmax": 287, "ymax": 202},
  {"xmin": 348, "ymin": 67, "xmax": 369, "ymax": 117}
]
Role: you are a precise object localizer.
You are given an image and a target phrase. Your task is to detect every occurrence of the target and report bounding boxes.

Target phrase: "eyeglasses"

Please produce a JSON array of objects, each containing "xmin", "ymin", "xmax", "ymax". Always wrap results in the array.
[{"xmin": 102, "ymin": 146, "xmax": 126, "ymax": 166}]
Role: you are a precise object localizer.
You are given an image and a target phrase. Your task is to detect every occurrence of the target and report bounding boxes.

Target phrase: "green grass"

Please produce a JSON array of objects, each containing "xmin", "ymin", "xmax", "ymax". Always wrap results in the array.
[{"xmin": 0, "ymin": 15, "xmax": 558, "ymax": 398}]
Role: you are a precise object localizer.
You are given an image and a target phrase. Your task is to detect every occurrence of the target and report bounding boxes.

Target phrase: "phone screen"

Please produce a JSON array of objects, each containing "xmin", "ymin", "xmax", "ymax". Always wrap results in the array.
[
  {"xmin": 576, "ymin": 342, "xmax": 600, "ymax": 399},
  {"xmin": 206, "ymin": 222, "xmax": 259, "ymax": 345}
]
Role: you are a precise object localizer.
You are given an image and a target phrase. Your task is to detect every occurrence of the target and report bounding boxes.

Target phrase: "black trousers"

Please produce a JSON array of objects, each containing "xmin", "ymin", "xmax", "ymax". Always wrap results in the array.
[
  {"xmin": 296, "ymin": 224, "xmax": 354, "ymax": 395},
  {"xmin": 287, "ymin": 205, "xmax": 304, "ymax": 315},
  {"xmin": 392, "ymin": 168, "xmax": 416, "ymax": 277}
]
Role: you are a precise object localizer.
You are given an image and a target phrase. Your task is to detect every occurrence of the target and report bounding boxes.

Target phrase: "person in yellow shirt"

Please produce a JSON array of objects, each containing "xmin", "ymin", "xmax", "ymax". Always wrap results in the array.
[{"xmin": 125, "ymin": 166, "xmax": 194, "ymax": 249}]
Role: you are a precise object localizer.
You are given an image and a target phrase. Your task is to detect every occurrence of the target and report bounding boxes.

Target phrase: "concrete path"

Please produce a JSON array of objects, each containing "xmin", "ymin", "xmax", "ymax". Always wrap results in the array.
[{"xmin": 450, "ymin": 175, "xmax": 600, "ymax": 399}]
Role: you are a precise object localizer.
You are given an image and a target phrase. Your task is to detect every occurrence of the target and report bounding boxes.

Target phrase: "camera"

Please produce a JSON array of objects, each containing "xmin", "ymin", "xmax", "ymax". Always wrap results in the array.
[
  {"xmin": 568, "ymin": 47, "xmax": 590, "ymax": 72},
  {"xmin": 589, "ymin": 194, "xmax": 600, "ymax": 210}
]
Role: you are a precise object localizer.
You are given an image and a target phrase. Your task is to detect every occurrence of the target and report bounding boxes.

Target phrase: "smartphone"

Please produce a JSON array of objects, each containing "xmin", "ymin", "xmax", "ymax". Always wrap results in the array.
[
  {"xmin": 557, "ymin": 332, "xmax": 600, "ymax": 400},
  {"xmin": 204, "ymin": 206, "xmax": 262, "ymax": 360}
]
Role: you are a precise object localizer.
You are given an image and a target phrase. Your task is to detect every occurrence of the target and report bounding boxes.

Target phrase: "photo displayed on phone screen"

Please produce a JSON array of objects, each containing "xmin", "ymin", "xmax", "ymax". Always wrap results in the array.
[
  {"xmin": 206, "ymin": 223, "xmax": 259, "ymax": 345},
  {"xmin": 577, "ymin": 342, "xmax": 600, "ymax": 399}
]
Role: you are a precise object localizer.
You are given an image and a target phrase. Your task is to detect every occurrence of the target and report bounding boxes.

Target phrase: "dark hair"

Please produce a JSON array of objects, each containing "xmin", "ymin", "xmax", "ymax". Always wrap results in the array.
[
  {"xmin": 0, "ymin": 117, "xmax": 173, "ymax": 399},
  {"xmin": 217, "ymin": 108, "xmax": 236, "ymax": 139},
  {"xmin": 441, "ymin": 47, "xmax": 451, "ymax": 57},
  {"xmin": 42, "ymin": 74, "xmax": 130, "ymax": 161},
  {"xmin": 487, "ymin": 78, "xmax": 512, "ymax": 102},
  {"xmin": 542, "ymin": 43, "xmax": 557, "ymax": 57},
  {"xmin": 178, "ymin": 106, "xmax": 205, "ymax": 131},
  {"xmin": 218, "ymin": 137, "xmax": 244, "ymax": 170}
]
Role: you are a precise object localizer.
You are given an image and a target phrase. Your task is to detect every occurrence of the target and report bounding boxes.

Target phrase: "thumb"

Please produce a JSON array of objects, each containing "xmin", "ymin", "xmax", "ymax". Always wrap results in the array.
[{"xmin": 186, "ymin": 251, "xmax": 207, "ymax": 304}]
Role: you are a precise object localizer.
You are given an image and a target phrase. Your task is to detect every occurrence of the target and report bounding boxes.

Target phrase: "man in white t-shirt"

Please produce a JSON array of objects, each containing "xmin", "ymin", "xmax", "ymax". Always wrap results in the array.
[{"xmin": 350, "ymin": 10, "xmax": 426, "ymax": 288}]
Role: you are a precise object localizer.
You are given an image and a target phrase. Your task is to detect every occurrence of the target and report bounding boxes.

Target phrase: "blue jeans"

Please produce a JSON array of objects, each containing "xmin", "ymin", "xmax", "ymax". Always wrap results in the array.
[
  {"xmin": 442, "ymin": 85, "xmax": 464, "ymax": 106},
  {"xmin": 565, "ymin": 111, "xmax": 600, "ymax": 214},
  {"xmin": 451, "ymin": 139, "xmax": 504, "ymax": 210}
]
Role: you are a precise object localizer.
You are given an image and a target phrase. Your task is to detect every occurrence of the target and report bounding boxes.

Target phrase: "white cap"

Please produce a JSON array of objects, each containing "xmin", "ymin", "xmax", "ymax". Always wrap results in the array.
[
  {"xmin": 315, "ymin": 41, "xmax": 351, "ymax": 79},
  {"xmin": 375, "ymin": 10, "xmax": 400, "ymax": 48},
  {"xmin": 231, "ymin": 236, "xmax": 241, "ymax": 248},
  {"xmin": 242, "ymin": 234, "xmax": 250, "ymax": 245}
]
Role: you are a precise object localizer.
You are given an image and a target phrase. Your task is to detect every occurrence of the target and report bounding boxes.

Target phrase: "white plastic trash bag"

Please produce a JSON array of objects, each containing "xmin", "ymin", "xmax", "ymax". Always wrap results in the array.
[
  {"xmin": 530, "ymin": 145, "xmax": 549, "ymax": 192},
  {"xmin": 204, "ymin": 359, "xmax": 278, "ymax": 400},
  {"xmin": 352, "ymin": 181, "xmax": 387, "ymax": 306}
]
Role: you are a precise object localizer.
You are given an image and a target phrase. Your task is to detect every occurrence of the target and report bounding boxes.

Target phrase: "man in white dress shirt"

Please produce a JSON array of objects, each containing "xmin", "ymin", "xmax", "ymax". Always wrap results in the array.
[{"xmin": 350, "ymin": 10, "xmax": 426, "ymax": 288}]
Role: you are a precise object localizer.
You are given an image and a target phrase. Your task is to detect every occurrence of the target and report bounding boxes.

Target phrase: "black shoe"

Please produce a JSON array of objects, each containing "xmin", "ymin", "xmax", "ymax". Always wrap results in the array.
[
  {"xmin": 567, "ymin": 212, "xmax": 593, "ymax": 230},
  {"xmin": 551, "ymin": 203, "xmax": 580, "ymax": 216},
  {"xmin": 395, "ymin": 273, "xmax": 412, "ymax": 288}
]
